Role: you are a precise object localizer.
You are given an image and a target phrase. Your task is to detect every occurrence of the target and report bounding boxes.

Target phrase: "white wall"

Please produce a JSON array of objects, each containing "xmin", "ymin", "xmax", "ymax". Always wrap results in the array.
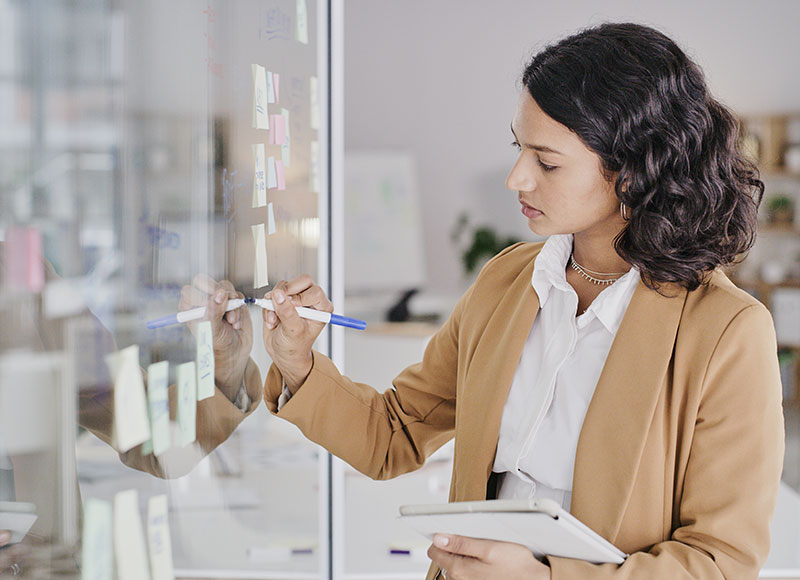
[{"xmin": 344, "ymin": 0, "xmax": 800, "ymax": 296}]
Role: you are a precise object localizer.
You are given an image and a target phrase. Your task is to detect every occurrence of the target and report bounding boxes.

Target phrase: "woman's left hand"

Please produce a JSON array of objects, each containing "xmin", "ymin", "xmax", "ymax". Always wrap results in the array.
[{"xmin": 427, "ymin": 534, "xmax": 551, "ymax": 580}]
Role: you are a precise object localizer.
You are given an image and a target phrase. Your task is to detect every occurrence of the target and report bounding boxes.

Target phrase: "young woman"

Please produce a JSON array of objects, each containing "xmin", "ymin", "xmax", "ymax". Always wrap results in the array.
[{"xmin": 256, "ymin": 22, "xmax": 783, "ymax": 580}]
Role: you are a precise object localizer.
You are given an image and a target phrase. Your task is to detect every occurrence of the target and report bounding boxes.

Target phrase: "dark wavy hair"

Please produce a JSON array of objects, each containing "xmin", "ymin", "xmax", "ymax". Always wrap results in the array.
[{"xmin": 522, "ymin": 22, "xmax": 763, "ymax": 291}]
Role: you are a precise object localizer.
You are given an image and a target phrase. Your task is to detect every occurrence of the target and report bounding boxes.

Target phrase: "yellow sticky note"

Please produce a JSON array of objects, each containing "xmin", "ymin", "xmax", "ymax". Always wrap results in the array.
[
  {"xmin": 176, "ymin": 362, "xmax": 196, "ymax": 447},
  {"xmin": 253, "ymin": 144, "xmax": 267, "ymax": 207},
  {"xmin": 147, "ymin": 495, "xmax": 175, "ymax": 580},
  {"xmin": 114, "ymin": 489, "xmax": 151, "ymax": 580},
  {"xmin": 196, "ymin": 321, "xmax": 215, "ymax": 400},
  {"xmin": 310, "ymin": 76, "xmax": 320, "ymax": 131},
  {"xmin": 296, "ymin": 0, "xmax": 308, "ymax": 44},
  {"xmin": 81, "ymin": 498, "xmax": 113, "ymax": 580},
  {"xmin": 252, "ymin": 64, "xmax": 269, "ymax": 129},
  {"xmin": 146, "ymin": 361, "xmax": 170, "ymax": 457},
  {"xmin": 252, "ymin": 224, "xmax": 269, "ymax": 289},
  {"xmin": 106, "ymin": 345, "xmax": 150, "ymax": 453}
]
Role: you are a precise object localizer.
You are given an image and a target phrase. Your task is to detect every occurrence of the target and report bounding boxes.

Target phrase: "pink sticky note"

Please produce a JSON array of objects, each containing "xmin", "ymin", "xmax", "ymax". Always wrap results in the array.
[
  {"xmin": 273, "ymin": 73, "xmax": 280, "ymax": 103},
  {"xmin": 4, "ymin": 226, "xmax": 44, "ymax": 292},
  {"xmin": 269, "ymin": 114, "xmax": 287, "ymax": 145},
  {"xmin": 275, "ymin": 160, "xmax": 286, "ymax": 190}
]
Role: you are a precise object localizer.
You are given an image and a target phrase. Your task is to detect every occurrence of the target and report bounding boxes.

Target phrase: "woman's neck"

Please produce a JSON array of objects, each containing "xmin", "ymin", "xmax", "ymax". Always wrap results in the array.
[{"xmin": 570, "ymin": 232, "xmax": 630, "ymax": 275}]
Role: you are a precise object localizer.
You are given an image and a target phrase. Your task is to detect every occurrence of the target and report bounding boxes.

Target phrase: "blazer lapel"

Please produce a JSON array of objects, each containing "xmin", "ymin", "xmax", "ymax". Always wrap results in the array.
[
  {"xmin": 570, "ymin": 280, "xmax": 687, "ymax": 541},
  {"xmin": 453, "ymin": 261, "xmax": 540, "ymax": 501}
]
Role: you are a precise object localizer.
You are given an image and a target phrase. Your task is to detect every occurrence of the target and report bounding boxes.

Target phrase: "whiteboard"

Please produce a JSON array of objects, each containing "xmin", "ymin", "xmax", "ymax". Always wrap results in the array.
[{"xmin": 344, "ymin": 151, "xmax": 426, "ymax": 292}]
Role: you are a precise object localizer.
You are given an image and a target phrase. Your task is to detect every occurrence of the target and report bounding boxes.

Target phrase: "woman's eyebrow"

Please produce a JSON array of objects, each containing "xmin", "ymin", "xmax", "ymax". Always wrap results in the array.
[{"xmin": 510, "ymin": 123, "xmax": 564, "ymax": 155}]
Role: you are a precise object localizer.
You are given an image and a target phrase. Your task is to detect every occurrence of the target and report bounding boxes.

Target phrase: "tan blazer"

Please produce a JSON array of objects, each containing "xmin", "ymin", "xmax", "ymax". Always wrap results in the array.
[{"xmin": 264, "ymin": 241, "xmax": 784, "ymax": 580}]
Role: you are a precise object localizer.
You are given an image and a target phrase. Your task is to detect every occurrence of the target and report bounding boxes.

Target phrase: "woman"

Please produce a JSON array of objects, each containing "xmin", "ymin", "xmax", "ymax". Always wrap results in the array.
[{"xmin": 258, "ymin": 22, "xmax": 784, "ymax": 579}]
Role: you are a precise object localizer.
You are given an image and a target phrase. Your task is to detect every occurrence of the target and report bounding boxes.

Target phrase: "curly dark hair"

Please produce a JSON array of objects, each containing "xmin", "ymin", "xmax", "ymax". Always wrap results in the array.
[{"xmin": 522, "ymin": 22, "xmax": 763, "ymax": 291}]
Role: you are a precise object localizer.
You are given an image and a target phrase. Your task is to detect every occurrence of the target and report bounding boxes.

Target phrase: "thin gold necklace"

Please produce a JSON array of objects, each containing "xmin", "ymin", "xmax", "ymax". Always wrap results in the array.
[{"xmin": 569, "ymin": 253, "xmax": 626, "ymax": 286}]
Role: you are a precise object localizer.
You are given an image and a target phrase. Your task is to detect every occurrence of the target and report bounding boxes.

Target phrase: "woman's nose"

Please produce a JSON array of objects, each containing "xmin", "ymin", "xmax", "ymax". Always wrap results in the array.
[{"xmin": 505, "ymin": 157, "xmax": 536, "ymax": 192}]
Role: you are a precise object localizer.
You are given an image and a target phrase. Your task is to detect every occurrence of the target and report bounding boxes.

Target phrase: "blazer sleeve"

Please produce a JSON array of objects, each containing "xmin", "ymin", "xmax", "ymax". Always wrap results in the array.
[
  {"xmin": 548, "ymin": 303, "xmax": 785, "ymax": 579},
  {"xmin": 263, "ymin": 285, "xmax": 474, "ymax": 480}
]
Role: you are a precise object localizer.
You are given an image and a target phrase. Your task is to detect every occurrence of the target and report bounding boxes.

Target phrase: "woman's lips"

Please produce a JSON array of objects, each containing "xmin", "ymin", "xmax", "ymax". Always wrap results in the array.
[{"xmin": 520, "ymin": 202, "xmax": 543, "ymax": 219}]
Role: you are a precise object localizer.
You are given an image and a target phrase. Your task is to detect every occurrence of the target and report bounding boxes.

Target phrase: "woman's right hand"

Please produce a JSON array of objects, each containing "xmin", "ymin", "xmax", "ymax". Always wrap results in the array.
[{"xmin": 262, "ymin": 276, "xmax": 333, "ymax": 393}]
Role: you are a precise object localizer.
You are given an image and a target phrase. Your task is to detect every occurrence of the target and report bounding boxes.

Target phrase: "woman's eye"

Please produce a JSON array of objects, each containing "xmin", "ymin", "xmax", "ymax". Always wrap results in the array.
[{"xmin": 538, "ymin": 159, "xmax": 557, "ymax": 172}]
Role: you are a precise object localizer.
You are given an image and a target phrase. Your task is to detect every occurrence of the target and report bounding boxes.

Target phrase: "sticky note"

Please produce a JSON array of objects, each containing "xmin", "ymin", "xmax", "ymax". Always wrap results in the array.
[
  {"xmin": 81, "ymin": 498, "xmax": 113, "ymax": 580},
  {"xmin": 266, "ymin": 71, "xmax": 276, "ymax": 104},
  {"xmin": 146, "ymin": 361, "xmax": 170, "ymax": 457},
  {"xmin": 43, "ymin": 277, "xmax": 86, "ymax": 319},
  {"xmin": 310, "ymin": 140, "xmax": 320, "ymax": 193},
  {"xmin": 252, "ymin": 224, "xmax": 269, "ymax": 289},
  {"xmin": 268, "ymin": 203, "xmax": 276, "ymax": 235},
  {"xmin": 176, "ymin": 362, "xmax": 196, "ymax": 447},
  {"xmin": 267, "ymin": 156, "xmax": 278, "ymax": 189},
  {"xmin": 106, "ymin": 345, "xmax": 151, "ymax": 453},
  {"xmin": 252, "ymin": 64, "xmax": 269, "ymax": 129},
  {"xmin": 273, "ymin": 73, "xmax": 280, "ymax": 103},
  {"xmin": 269, "ymin": 114, "xmax": 287, "ymax": 145},
  {"xmin": 147, "ymin": 495, "xmax": 175, "ymax": 580},
  {"xmin": 310, "ymin": 76, "xmax": 320, "ymax": 131},
  {"xmin": 275, "ymin": 160, "xmax": 286, "ymax": 191},
  {"xmin": 4, "ymin": 226, "xmax": 45, "ymax": 293},
  {"xmin": 114, "ymin": 489, "xmax": 151, "ymax": 580},
  {"xmin": 252, "ymin": 144, "xmax": 267, "ymax": 207},
  {"xmin": 296, "ymin": 0, "xmax": 308, "ymax": 44},
  {"xmin": 196, "ymin": 320, "xmax": 215, "ymax": 400},
  {"xmin": 281, "ymin": 108, "xmax": 291, "ymax": 167}
]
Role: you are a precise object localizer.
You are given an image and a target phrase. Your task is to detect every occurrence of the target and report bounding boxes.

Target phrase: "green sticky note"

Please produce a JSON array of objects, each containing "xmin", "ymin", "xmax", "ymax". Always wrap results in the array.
[
  {"xmin": 196, "ymin": 321, "xmax": 215, "ymax": 401},
  {"xmin": 114, "ymin": 489, "xmax": 151, "ymax": 580},
  {"xmin": 296, "ymin": 0, "xmax": 308, "ymax": 44},
  {"xmin": 147, "ymin": 361, "xmax": 170, "ymax": 456},
  {"xmin": 81, "ymin": 498, "xmax": 113, "ymax": 580},
  {"xmin": 176, "ymin": 361, "xmax": 196, "ymax": 447}
]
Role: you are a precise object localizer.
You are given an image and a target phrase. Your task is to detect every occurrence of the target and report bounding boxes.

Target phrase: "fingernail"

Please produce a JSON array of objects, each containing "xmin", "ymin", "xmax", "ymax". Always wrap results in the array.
[
  {"xmin": 433, "ymin": 534, "xmax": 449, "ymax": 547},
  {"xmin": 0, "ymin": 530, "xmax": 10, "ymax": 543},
  {"xmin": 215, "ymin": 291, "xmax": 225, "ymax": 304},
  {"xmin": 274, "ymin": 290, "xmax": 285, "ymax": 304}
]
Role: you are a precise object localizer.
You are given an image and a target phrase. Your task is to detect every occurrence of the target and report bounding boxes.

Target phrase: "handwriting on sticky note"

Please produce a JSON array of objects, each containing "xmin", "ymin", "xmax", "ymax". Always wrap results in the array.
[
  {"xmin": 252, "ymin": 224, "xmax": 269, "ymax": 289},
  {"xmin": 82, "ymin": 498, "xmax": 113, "ymax": 580},
  {"xmin": 106, "ymin": 345, "xmax": 151, "ymax": 453},
  {"xmin": 196, "ymin": 321, "xmax": 215, "ymax": 400},
  {"xmin": 114, "ymin": 489, "xmax": 151, "ymax": 580},
  {"xmin": 253, "ymin": 144, "xmax": 267, "ymax": 207},
  {"xmin": 252, "ymin": 64, "xmax": 269, "ymax": 129},
  {"xmin": 176, "ymin": 362, "xmax": 196, "ymax": 447},
  {"xmin": 147, "ymin": 495, "xmax": 175, "ymax": 580},
  {"xmin": 147, "ymin": 361, "xmax": 170, "ymax": 456}
]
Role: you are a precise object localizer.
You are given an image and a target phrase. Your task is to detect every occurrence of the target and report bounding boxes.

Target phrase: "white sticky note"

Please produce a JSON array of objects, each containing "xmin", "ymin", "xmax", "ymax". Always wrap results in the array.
[
  {"xmin": 147, "ymin": 495, "xmax": 175, "ymax": 580},
  {"xmin": 147, "ymin": 361, "xmax": 170, "ymax": 456},
  {"xmin": 266, "ymin": 71, "xmax": 276, "ymax": 104},
  {"xmin": 176, "ymin": 362, "xmax": 196, "ymax": 447},
  {"xmin": 43, "ymin": 277, "xmax": 86, "ymax": 319},
  {"xmin": 267, "ymin": 156, "xmax": 278, "ymax": 189},
  {"xmin": 106, "ymin": 345, "xmax": 151, "ymax": 453},
  {"xmin": 252, "ymin": 64, "xmax": 269, "ymax": 129},
  {"xmin": 281, "ymin": 108, "xmax": 291, "ymax": 167},
  {"xmin": 267, "ymin": 203, "xmax": 277, "ymax": 235},
  {"xmin": 252, "ymin": 143, "xmax": 267, "ymax": 207},
  {"xmin": 252, "ymin": 224, "xmax": 269, "ymax": 289},
  {"xmin": 114, "ymin": 489, "xmax": 151, "ymax": 580},
  {"xmin": 296, "ymin": 0, "xmax": 308, "ymax": 44},
  {"xmin": 273, "ymin": 73, "xmax": 280, "ymax": 103},
  {"xmin": 310, "ymin": 76, "xmax": 320, "ymax": 131},
  {"xmin": 81, "ymin": 498, "xmax": 113, "ymax": 580},
  {"xmin": 196, "ymin": 320, "xmax": 215, "ymax": 400},
  {"xmin": 310, "ymin": 140, "xmax": 320, "ymax": 193}
]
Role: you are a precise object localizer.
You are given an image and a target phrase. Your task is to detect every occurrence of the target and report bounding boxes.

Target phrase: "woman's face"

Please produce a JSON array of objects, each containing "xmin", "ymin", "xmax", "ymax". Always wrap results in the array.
[{"xmin": 506, "ymin": 92, "xmax": 622, "ymax": 240}]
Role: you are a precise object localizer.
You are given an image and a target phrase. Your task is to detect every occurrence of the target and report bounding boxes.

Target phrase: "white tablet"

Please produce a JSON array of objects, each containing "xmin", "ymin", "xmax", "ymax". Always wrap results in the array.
[
  {"xmin": 399, "ymin": 498, "xmax": 627, "ymax": 565},
  {"xmin": 0, "ymin": 501, "xmax": 37, "ymax": 544}
]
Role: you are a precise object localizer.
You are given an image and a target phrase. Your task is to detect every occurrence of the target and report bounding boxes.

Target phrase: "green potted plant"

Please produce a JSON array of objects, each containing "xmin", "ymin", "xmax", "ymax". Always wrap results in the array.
[
  {"xmin": 767, "ymin": 194, "xmax": 794, "ymax": 225},
  {"xmin": 451, "ymin": 213, "xmax": 522, "ymax": 275}
]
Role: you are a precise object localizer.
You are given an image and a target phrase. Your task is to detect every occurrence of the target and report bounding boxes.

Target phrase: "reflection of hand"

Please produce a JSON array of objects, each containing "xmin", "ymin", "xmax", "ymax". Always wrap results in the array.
[
  {"xmin": 0, "ymin": 530, "xmax": 29, "ymax": 577},
  {"xmin": 179, "ymin": 274, "xmax": 253, "ymax": 402},
  {"xmin": 427, "ymin": 533, "xmax": 551, "ymax": 580},
  {"xmin": 262, "ymin": 276, "xmax": 333, "ymax": 392}
]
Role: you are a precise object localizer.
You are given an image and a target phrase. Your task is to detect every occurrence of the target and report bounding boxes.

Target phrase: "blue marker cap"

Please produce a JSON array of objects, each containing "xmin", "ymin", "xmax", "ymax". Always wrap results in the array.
[
  {"xmin": 146, "ymin": 313, "xmax": 180, "ymax": 330},
  {"xmin": 329, "ymin": 314, "xmax": 367, "ymax": 330}
]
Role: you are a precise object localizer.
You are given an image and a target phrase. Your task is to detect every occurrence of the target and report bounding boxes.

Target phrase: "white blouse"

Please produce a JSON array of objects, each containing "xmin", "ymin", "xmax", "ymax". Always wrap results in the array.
[{"xmin": 492, "ymin": 234, "xmax": 640, "ymax": 510}]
